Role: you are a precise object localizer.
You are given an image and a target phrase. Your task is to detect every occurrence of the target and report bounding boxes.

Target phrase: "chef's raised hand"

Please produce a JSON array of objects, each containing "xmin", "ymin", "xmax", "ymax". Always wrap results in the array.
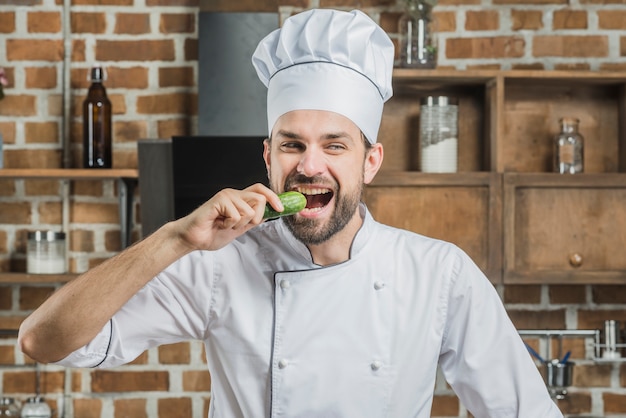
[{"xmin": 174, "ymin": 183, "xmax": 282, "ymax": 252}]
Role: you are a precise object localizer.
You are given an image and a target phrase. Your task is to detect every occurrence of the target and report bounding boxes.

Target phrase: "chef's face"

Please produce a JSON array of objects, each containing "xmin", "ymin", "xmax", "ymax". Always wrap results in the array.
[{"xmin": 263, "ymin": 109, "xmax": 382, "ymax": 245}]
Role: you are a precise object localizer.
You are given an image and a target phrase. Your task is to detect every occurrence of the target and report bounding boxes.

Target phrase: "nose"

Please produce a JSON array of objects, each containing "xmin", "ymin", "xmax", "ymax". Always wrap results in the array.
[{"xmin": 296, "ymin": 147, "xmax": 325, "ymax": 177}]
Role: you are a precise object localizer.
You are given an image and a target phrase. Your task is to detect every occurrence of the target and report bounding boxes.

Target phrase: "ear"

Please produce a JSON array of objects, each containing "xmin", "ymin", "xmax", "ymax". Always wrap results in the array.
[
  {"xmin": 364, "ymin": 143, "xmax": 383, "ymax": 185},
  {"xmin": 263, "ymin": 138, "xmax": 271, "ymax": 178}
]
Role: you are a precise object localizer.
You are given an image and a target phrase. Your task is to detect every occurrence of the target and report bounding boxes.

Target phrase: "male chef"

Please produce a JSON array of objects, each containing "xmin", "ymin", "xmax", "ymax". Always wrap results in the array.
[{"xmin": 19, "ymin": 8, "xmax": 562, "ymax": 417}]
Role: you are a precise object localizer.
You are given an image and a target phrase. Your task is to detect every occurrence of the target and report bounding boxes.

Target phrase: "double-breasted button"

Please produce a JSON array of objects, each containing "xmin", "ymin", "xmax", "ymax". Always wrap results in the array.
[
  {"xmin": 373, "ymin": 281, "xmax": 385, "ymax": 290},
  {"xmin": 278, "ymin": 359, "xmax": 289, "ymax": 369},
  {"xmin": 370, "ymin": 360, "xmax": 383, "ymax": 371},
  {"xmin": 280, "ymin": 279, "xmax": 291, "ymax": 290}
]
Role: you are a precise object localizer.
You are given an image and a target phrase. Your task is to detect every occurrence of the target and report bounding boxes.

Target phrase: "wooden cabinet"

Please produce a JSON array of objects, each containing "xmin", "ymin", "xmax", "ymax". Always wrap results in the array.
[{"xmin": 364, "ymin": 69, "xmax": 626, "ymax": 284}]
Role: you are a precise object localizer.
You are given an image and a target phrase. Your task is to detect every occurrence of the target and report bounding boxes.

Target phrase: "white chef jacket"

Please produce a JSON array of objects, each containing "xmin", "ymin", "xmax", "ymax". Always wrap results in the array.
[{"xmin": 56, "ymin": 204, "xmax": 562, "ymax": 418}]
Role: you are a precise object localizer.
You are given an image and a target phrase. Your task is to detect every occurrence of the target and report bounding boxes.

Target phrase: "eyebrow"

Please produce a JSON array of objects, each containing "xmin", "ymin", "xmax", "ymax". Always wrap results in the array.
[{"xmin": 275, "ymin": 129, "xmax": 355, "ymax": 143}]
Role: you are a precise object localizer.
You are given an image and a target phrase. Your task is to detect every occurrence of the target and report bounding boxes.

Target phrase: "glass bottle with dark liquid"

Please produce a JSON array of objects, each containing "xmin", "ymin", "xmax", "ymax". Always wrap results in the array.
[{"xmin": 83, "ymin": 66, "xmax": 112, "ymax": 168}]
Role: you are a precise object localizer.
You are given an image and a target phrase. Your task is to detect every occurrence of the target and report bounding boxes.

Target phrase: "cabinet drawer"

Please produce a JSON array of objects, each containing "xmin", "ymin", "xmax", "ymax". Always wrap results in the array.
[
  {"xmin": 503, "ymin": 173, "xmax": 626, "ymax": 284},
  {"xmin": 364, "ymin": 172, "xmax": 501, "ymax": 282}
]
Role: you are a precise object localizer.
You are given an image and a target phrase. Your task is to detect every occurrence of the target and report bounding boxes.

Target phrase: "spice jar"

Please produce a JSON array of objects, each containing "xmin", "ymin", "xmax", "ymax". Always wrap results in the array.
[
  {"xmin": 419, "ymin": 96, "xmax": 458, "ymax": 173},
  {"xmin": 20, "ymin": 397, "xmax": 51, "ymax": 418},
  {"xmin": 398, "ymin": 0, "xmax": 437, "ymax": 68},
  {"xmin": 27, "ymin": 231, "xmax": 67, "ymax": 274},
  {"xmin": 554, "ymin": 117, "xmax": 584, "ymax": 174},
  {"xmin": 0, "ymin": 398, "xmax": 19, "ymax": 417}
]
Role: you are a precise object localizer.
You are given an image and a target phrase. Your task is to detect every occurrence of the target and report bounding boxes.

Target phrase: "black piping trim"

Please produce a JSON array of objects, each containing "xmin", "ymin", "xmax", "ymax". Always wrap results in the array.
[
  {"xmin": 268, "ymin": 61, "xmax": 385, "ymax": 100},
  {"xmin": 92, "ymin": 318, "xmax": 113, "ymax": 368}
]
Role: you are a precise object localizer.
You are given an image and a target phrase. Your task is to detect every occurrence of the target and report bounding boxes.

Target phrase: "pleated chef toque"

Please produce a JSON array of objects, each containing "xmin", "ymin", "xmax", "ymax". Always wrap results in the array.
[{"xmin": 252, "ymin": 9, "xmax": 394, "ymax": 144}]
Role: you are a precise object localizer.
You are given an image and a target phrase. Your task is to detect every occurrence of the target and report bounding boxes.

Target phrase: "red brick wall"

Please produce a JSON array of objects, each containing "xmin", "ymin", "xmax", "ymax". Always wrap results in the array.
[{"xmin": 1, "ymin": 0, "xmax": 626, "ymax": 417}]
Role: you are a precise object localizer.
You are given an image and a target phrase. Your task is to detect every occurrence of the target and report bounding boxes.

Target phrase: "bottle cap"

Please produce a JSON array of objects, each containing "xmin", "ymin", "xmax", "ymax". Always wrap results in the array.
[{"xmin": 89, "ymin": 66, "xmax": 105, "ymax": 82}]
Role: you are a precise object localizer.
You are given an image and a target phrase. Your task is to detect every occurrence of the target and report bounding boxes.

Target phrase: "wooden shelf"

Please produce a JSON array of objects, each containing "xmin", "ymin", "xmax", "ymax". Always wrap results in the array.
[
  {"xmin": 0, "ymin": 273, "xmax": 76, "ymax": 284},
  {"xmin": 0, "ymin": 168, "xmax": 138, "ymax": 180}
]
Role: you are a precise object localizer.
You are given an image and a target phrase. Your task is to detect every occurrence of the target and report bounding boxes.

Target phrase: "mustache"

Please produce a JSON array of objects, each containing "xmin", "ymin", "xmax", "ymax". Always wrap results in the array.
[{"xmin": 285, "ymin": 174, "xmax": 334, "ymax": 189}]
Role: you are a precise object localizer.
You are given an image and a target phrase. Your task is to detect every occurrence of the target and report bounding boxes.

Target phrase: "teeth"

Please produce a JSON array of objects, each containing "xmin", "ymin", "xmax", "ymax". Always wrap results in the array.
[{"xmin": 296, "ymin": 187, "xmax": 330, "ymax": 195}]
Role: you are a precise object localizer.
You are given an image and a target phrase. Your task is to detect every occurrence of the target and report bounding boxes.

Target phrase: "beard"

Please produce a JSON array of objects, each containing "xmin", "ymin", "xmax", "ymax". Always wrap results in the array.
[{"xmin": 280, "ymin": 174, "xmax": 363, "ymax": 246}]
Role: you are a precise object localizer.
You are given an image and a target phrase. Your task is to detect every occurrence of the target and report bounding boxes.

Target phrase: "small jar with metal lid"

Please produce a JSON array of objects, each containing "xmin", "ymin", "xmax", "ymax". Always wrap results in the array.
[
  {"xmin": 20, "ymin": 396, "xmax": 51, "ymax": 418},
  {"xmin": 0, "ymin": 398, "xmax": 20, "ymax": 416},
  {"xmin": 27, "ymin": 231, "xmax": 67, "ymax": 274}
]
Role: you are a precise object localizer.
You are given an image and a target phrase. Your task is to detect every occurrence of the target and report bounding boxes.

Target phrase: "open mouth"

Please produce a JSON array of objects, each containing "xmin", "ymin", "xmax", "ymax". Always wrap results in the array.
[{"xmin": 295, "ymin": 187, "xmax": 333, "ymax": 213}]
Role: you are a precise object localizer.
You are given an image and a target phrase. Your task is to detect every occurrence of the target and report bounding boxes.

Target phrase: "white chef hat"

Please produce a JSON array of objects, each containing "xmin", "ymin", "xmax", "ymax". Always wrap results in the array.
[{"xmin": 252, "ymin": 8, "xmax": 394, "ymax": 144}]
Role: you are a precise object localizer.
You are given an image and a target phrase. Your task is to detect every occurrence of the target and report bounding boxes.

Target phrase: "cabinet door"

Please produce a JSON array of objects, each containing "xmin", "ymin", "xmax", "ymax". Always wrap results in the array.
[
  {"xmin": 503, "ymin": 173, "xmax": 626, "ymax": 284},
  {"xmin": 363, "ymin": 172, "xmax": 502, "ymax": 283}
]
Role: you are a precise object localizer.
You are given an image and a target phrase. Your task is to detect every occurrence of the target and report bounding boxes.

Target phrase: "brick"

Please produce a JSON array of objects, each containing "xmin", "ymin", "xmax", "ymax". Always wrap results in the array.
[
  {"xmin": 433, "ymin": 11, "xmax": 456, "ymax": 32},
  {"xmin": 91, "ymin": 370, "xmax": 169, "ymax": 392},
  {"xmin": 72, "ymin": 202, "xmax": 119, "ymax": 223},
  {"xmin": 73, "ymin": 0, "xmax": 132, "ymax": 4},
  {"xmin": 159, "ymin": 342, "xmax": 191, "ymax": 364},
  {"xmin": 511, "ymin": 62, "xmax": 545, "ymax": 70},
  {"xmin": 137, "ymin": 93, "xmax": 196, "ymax": 115},
  {"xmin": 549, "ymin": 285, "xmax": 586, "ymax": 304},
  {"xmin": 572, "ymin": 363, "xmax": 612, "ymax": 387},
  {"xmin": 600, "ymin": 62, "xmax": 626, "ymax": 71},
  {"xmin": 0, "ymin": 11, "xmax": 16, "ymax": 33},
  {"xmin": 96, "ymin": 40, "xmax": 175, "ymax": 61},
  {"xmin": 0, "ymin": 286, "xmax": 12, "ymax": 310},
  {"xmin": 621, "ymin": 363, "xmax": 626, "ymax": 386},
  {"xmin": 114, "ymin": 398, "xmax": 147, "ymax": 418},
  {"xmin": 158, "ymin": 397, "xmax": 192, "ymax": 418},
  {"xmin": 108, "ymin": 66, "xmax": 149, "ymax": 88},
  {"xmin": 73, "ymin": 399, "xmax": 102, "ymax": 418},
  {"xmin": 6, "ymin": 39, "xmax": 63, "ymax": 61},
  {"xmin": 19, "ymin": 286, "xmax": 55, "ymax": 310},
  {"xmin": 114, "ymin": 120, "xmax": 148, "ymax": 142},
  {"xmin": 28, "ymin": 11, "xmax": 62, "ymax": 33},
  {"xmin": 507, "ymin": 309, "xmax": 566, "ymax": 329},
  {"xmin": 128, "ymin": 350, "xmax": 149, "ymax": 365},
  {"xmin": 72, "ymin": 180, "xmax": 104, "ymax": 197},
  {"xmin": 0, "ymin": 122, "xmax": 16, "ymax": 144},
  {"xmin": 320, "ymin": 0, "xmax": 394, "ymax": 6},
  {"xmin": 0, "ymin": 346, "xmax": 14, "ymax": 364},
  {"xmin": 580, "ymin": 0, "xmax": 626, "ymax": 3},
  {"xmin": 159, "ymin": 66, "xmax": 194, "ymax": 87},
  {"xmin": 160, "ymin": 13, "xmax": 195, "ymax": 33},
  {"xmin": 465, "ymin": 10, "xmax": 499, "ymax": 31},
  {"xmin": 431, "ymin": 394, "xmax": 459, "ymax": 416},
  {"xmin": 69, "ymin": 230, "xmax": 95, "ymax": 252},
  {"xmin": 71, "ymin": 12, "xmax": 106, "ymax": 34},
  {"xmin": 533, "ymin": 35, "xmax": 608, "ymax": 57},
  {"xmin": 115, "ymin": 13, "xmax": 150, "ymax": 34},
  {"xmin": 511, "ymin": 9, "xmax": 543, "ymax": 30},
  {"xmin": 182, "ymin": 370, "xmax": 211, "ymax": 391},
  {"xmin": 147, "ymin": 0, "xmax": 198, "ymax": 4},
  {"xmin": 621, "ymin": 36, "xmax": 626, "ymax": 56},
  {"xmin": 112, "ymin": 149, "xmax": 138, "ymax": 169},
  {"xmin": 446, "ymin": 36, "xmax": 525, "ymax": 58},
  {"xmin": 105, "ymin": 230, "xmax": 121, "ymax": 252},
  {"xmin": 184, "ymin": 38, "xmax": 198, "ymax": 61},
  {"xmin": 555, "ymin": 391, "xmax": 592, "ymax": 415},
  {"xmin": 73, "ymin": 39, "xmax": 86, "ymax": 62},
  {"xmin": 24, "ymin": 179, "xmax": 61, "ymax": 196},
  {"xmin": 38, "ymin": 202, "xmax": 63, "ymax": 224},
  {"xmin": 3, "ymin": 370, "xmax": 65, "ymax": 394},
  {"xmin": 554, "ymin": 62, "xmax": 591, "ymax": 71},
  {"xmin": 553, "ymin": 9, "xmax": 587, "ymax": 29},
  {"xmin": 598, "ymin": 10, "xmax": 626, "ymax": 29},
  {"xmin": 0, "ymin": 180, "xmax": 16, "ymax": 196},
  {"xmin": 604, "ymin": 392, "xmax": 626, "ymax": 413},
  {"xmin": 0, "ymin": 202, "xmax": 31, "ymax": 224},
  {"xmin": 0, "ymin": 95, "xmax": 37, "ymax": 116},
  {"xmin": 157, "ymin": 118, "xmax": 192, "ymax": 138},
  {"xmin": 25, "ymin": 66, "xmax": 58, "ymax": 89},
  {"xmin": 592, "ymin": 285, "xmax": 626, "ymax": 303},
  {"xmin": 438, "ymin": 0, "xmax": 480, "ymax": 3},
  {"xmin": 0, "ymin": 316, "xmax": 24, "ymax": 331},
  {"xmin": 503, "ymin": 285, "xmax": 541, "ymax": 304},
  {"xmin": 24, "ymin": 121, "xmax": 59, "ymax": 144},
  {"xmin": 494, "ymin": 0, "xmax": 566, "ymax": 3},
  {"xmin": 378, "ymin": 11, "xmax": 400, "ymax": 34},
  {"xmin": 578, "ymin": 309, "xmax": 626, "ymax": 330}
]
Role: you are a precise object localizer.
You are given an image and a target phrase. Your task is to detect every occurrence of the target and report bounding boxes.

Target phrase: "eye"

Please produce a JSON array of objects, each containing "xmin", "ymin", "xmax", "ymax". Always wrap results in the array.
[
  {"xmin": 279, "ymin": 141, "xmax": 305, "ymax": 152},
  {"xmin": 326, "ymin": 143, "xmax": 347, "ymax": 153}
]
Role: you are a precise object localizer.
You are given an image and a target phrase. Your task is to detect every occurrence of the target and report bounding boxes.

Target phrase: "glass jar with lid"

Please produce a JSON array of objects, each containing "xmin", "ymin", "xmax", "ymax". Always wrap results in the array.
[
  {"xmin": 398, "ymin": 0, "xmax": 437, "ymax": 68},
  {"xmin": 20, "ymin": 396, "xmax": 51, "ymax": 418},
  {"xmin": 26, "ymin": 230, "xmax": 67, "ymax": 274},
  {"xmin": 553, "ymin": 117, "xmax": 584, "ymax": 174},
  {"xmin": 0, "ymin": 398, "xmax": 19, "ymax": 416}
]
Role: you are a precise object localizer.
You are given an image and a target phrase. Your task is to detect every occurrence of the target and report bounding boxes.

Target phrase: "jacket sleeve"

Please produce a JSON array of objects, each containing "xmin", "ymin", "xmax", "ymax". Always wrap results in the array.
[
  {"xmin": 53, "ymin": 251, "xmax": 215, "ymax": 368},
  {"xmin": 438, "ymin": 249, "xmax": 563, "ymax": 418}
]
